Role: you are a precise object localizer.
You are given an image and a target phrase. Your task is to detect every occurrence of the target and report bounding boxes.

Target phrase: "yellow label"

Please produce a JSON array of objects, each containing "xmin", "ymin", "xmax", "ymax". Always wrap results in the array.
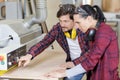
[{"xmin": 0, "ymin": 64, "xmax": 17, "ymax": 76}]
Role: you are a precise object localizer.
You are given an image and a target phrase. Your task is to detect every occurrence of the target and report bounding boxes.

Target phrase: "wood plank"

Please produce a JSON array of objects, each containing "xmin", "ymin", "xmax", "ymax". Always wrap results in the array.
[{"xmin": 0, "ymin": 42, "xmax": 66, "ymax": 80}]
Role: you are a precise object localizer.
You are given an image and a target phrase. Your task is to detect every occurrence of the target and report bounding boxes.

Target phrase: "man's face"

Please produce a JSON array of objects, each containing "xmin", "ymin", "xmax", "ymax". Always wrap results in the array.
[{"xmin": 59, "ymin": 14, "xmax": 74, "ymax": 32}]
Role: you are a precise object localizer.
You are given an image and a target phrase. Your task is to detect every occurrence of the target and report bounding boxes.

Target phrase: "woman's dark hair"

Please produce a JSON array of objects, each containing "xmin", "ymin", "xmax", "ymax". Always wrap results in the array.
[
  {"xmin": 57, "ymin": 4, "xmax": 75, "ymax": 20},
  {"xmin": 75, "ymin": 4, "xmax": 106, "ymax": 22}
]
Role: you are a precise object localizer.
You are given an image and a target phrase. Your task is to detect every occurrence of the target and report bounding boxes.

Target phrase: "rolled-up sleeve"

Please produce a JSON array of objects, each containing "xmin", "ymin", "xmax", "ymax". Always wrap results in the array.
[{"xmin": 66, "ymin": 64, "xmax": 86, "ymax": 78}]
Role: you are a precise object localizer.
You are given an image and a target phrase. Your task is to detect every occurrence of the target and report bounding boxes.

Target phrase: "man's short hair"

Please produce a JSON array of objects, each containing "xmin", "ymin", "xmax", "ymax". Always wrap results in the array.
[{"xmin": 57, "ymin": 4, "xmax": 75, "ymax": 20}]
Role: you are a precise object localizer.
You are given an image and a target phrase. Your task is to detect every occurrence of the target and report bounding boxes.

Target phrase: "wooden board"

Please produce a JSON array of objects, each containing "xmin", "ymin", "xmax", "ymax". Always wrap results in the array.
[{"xmin": 0, "ymin": 42, "xmax": 66, "ymax": 80}]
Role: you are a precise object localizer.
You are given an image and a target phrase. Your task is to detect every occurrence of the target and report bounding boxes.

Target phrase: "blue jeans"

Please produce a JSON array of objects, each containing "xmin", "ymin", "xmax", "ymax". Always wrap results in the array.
[{"xmin": 63, "ymin": 73, "xmax": 85, "ymax": 80}]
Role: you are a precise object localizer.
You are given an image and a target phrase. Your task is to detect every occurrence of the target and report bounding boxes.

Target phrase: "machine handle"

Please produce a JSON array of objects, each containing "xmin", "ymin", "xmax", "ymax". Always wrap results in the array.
[{"xmin": 0, "ymin": 35, "xmax": 13, "ymax": 48}]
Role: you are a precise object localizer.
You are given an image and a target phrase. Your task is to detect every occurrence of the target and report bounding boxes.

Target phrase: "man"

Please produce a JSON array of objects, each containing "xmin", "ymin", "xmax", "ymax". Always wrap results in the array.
[{"xmin": 18, "ymin": 4, "xmax": 87, "ymax": 80}]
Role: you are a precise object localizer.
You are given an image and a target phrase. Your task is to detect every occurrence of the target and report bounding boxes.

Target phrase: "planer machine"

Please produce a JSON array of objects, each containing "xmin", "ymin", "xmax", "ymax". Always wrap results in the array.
[
  {"xmin": 0, "ymin": 20, "xmax": 45, "ymax": 75},
  {"xmin": 0, "ymin": 0, "xmax": 47, "ymax": 75}
]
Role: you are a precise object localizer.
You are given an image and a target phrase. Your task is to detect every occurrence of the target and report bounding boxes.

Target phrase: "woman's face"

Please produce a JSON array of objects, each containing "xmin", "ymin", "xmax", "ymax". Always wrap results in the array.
[{"xmin": 74, "ymin": 14, "xmax": 90, "ymax": 33}]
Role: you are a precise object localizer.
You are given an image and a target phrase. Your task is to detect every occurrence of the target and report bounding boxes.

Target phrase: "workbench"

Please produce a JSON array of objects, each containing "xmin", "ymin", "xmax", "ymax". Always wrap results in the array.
[{"xmin": 0, "ymin": 42, "xmax": 66, "ymax": 80}]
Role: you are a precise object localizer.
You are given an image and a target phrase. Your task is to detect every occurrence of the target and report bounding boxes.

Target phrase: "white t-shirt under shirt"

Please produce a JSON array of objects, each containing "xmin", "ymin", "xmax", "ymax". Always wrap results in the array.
[
  {"xmin": 66, "ymin": 36, "xmax": 81, "ymax": 60},
  {"xmin": 66, "ymin": 36, "xmax": 86, "ymax": 78}
]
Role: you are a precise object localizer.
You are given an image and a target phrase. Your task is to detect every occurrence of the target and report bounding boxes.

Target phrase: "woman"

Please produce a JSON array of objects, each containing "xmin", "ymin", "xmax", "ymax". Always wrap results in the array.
[{"xmin": 46, "ymin": 4, "xmax": 120, "ymax": 80}]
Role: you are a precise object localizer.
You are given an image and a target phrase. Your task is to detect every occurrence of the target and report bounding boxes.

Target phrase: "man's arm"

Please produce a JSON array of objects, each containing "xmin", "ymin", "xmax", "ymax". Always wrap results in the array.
[{"xmin": 18, "ymin": 24, "xmax": 59, "ymax": 67}]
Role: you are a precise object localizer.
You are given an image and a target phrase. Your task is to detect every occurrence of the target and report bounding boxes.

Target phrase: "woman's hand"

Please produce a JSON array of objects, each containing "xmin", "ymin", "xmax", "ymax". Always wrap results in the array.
[
  {"xmin": 60, "ymin": 61, "xmax": 75, "ymax": 69},
  {"xmin": 44, "ymin": 68, "xmax": 66, "ymax": 78},
  {"xmin": 44, "ymin": 62, "xmax": 74, "ymax": 78}
]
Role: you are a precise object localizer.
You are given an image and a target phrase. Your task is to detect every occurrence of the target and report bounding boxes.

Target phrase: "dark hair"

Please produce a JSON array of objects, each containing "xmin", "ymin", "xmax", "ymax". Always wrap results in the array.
[
  {"xmin": 57, "ymin": 4, "xmax": 75, "ymax": 20},
  {"xmin": 75, "ymin": 4, "xmax": 106, "ymax": 22}
]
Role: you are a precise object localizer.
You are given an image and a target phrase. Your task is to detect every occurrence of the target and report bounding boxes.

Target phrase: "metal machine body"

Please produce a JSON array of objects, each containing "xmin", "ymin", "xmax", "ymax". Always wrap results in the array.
[
  {"xmin": 0, "ymin": 0, "xmax": 47, "ymax": 73},
  {"xmin": 0, "ymin": 20, "xmax": 43, "ymax": 71},
  {"xmin": 0, "ymin": 45, "xmax": 26, "ymax": 70}
]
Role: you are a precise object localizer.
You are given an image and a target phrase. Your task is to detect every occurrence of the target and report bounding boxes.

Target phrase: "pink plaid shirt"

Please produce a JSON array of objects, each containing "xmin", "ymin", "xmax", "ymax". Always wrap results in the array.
[{"xmin": 73, "ymin": 22, "xmax": 120, "ymax": 80}]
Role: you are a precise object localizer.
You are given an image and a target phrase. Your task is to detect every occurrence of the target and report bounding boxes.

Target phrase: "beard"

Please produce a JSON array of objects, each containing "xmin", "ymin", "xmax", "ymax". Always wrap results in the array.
[{"xmin": 62, "ymin": 27, "xmax": 72, "ymax": 32}]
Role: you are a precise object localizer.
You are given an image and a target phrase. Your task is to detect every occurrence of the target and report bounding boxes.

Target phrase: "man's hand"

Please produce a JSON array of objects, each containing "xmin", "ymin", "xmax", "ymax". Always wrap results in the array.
[{"xmin": 18, "ymin": 54, "xmax": 32, "ymax": 67}]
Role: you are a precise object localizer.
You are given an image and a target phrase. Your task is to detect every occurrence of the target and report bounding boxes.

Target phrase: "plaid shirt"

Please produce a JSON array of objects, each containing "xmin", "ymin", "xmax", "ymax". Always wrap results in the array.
[
  {"xmin": 27, "ymin": 23, "xmax": 88, "ymax": 62},
  {"xmin": 73, "ymin": 22, "xmax": 120, "ymax": 80}
]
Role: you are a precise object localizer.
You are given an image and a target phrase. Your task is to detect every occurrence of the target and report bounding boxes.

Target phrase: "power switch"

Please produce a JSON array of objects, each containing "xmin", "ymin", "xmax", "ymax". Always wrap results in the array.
[
  {"xmin": 0, "ymin": 56, "xmax": 5, "ymax": 65},
  {"xmin": 0, "ymin": 56, "xmax": 4, "ymax": 61}
]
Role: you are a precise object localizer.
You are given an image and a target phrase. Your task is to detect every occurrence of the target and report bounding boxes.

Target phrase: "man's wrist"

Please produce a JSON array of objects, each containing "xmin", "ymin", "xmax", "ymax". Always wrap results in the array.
[{"xmin": 26, "ymin": 54, "xmax": 33, "ymax": 60}]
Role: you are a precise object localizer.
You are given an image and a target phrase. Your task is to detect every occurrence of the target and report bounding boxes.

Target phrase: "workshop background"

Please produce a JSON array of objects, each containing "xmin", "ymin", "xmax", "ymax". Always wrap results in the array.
[{"xmin": 0, "ymin": 0, "xmax": 120, "ymax": 80}]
